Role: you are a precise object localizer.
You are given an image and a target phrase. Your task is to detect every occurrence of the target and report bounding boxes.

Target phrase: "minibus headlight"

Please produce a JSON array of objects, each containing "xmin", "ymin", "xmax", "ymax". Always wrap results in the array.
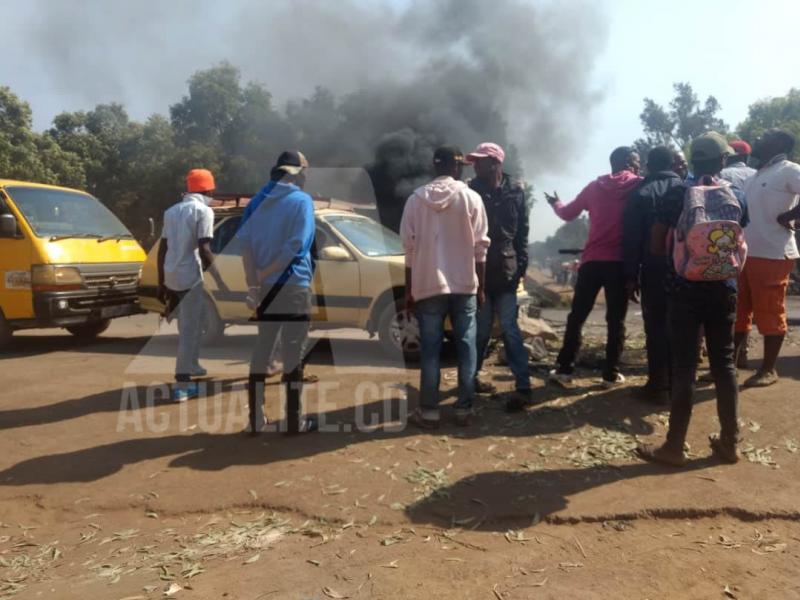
[{"xmin": 31, "ymin": 265, "xmax": 84, "ymax": 290}]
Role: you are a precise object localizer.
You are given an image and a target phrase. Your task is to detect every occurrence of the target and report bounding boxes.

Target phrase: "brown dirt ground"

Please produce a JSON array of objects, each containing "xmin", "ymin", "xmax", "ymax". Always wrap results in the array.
[{"xmin": 1, "ymin": 311, "xmax": 799, "ymax": 600}]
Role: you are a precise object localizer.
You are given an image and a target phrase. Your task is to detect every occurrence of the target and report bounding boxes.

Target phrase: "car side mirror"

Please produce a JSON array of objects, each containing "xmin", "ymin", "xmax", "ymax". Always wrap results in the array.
[
  {"xmin": 319, "ymin": 245, "xmax": 352, "ymax": 261},
  {"xmin": 0, "ymin": 214, "xmax": 18, "ymax": 238}
]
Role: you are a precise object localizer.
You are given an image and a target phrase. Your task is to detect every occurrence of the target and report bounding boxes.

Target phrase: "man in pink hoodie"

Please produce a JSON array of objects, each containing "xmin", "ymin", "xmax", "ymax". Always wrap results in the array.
[
  {"xmin": 545, "ymin": 146, "xmax": 642, "ymax": 388},
  {"xmin": 400, "ymin": 146, "xmax": 490, "ymax": 428}
]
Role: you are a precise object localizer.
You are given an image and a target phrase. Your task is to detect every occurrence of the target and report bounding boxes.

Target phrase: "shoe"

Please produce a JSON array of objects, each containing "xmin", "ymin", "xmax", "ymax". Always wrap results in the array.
[
  {"xmin": 601, "ymin": 373, "xmax": 626, "ymax": 389},
  {"xmin": 709, "ymin": 434, "xmax": 740, "ymax": 464},
  {"xmin": 474, "ymin": 377, "xmax": 497, "ymax": 394},
  {"xmin": 409, "ymin": 408, "xmax": 441, "ymax": 430},
  {"xmin": 285, "ymin": 417, "xmax": 319, "ymax": 435},
  {"xmin": 172, "ymin": 382, "xmax": 199, "ymax": 403},
  {"xmin": 636, "ymin": 442, "xmax": 688, "ymax": 467},
  {"xmin": 631, "ymin": 385, "xmax": 670, "ymax": 406},
  {"xmin": 190, "ymin": 365, "xmax": 208, "ymax": 377},
  {"xmin": 743, "ymin": 370, "xmax": 779, "ymax": 388},
  {"xmin": 454, "ymin": 408, "xmax": 473, "ymax": 427},
  {"xmin": 505, "ymin": 389, "xmax": 535, "ymax": 413},
  {"xmin": 548, "ymin": 370, "xmax": 573, "ymax": 388}
]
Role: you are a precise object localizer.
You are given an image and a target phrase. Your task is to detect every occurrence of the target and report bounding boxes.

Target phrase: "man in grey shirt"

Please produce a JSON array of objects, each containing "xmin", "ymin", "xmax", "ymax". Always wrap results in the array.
[{"xmin": 721, "ymin": 140, "xmax": 757, "ymax": 191}]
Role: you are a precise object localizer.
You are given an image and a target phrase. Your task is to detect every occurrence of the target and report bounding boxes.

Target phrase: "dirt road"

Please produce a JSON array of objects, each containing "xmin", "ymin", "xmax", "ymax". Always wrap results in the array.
[{"xmin": 1, "ymin": 308, "xmax": 799, "ymax": 599}]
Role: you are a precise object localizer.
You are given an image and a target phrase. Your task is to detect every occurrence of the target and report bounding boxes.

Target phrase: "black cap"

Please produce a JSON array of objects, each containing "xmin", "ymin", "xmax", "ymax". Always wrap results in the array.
[
  {"xmin": 273, "ymin": 150, "xmax": 309, "ymax": 176},
  {"xmin": 433, "ymin": 146, "xmax": 467, "ymax": 166}
]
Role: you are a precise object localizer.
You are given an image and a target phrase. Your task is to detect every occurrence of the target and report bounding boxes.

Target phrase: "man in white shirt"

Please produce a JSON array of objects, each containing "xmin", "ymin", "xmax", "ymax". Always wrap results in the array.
[
  {"xmin": 735, "ymin": 130, "xmax": 800, "ymax": 387},
  {"xmin": 157, "ymin": 169, "xmax": 216, "ymax": 401}
]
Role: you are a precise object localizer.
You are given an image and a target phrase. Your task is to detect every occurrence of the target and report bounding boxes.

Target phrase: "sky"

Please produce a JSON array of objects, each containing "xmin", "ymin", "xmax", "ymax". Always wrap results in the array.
[{"xmin": 2, "ymin": 0, "xmax": 800, "ymax": 241}]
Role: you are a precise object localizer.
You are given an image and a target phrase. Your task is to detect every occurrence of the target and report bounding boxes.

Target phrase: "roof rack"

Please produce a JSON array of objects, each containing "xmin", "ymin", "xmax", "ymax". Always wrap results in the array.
[
  {"xmin": 208, "ymin": 192, "xmax": 365, "ymax": 213},
  {"xmin": 209, "ymin": 192, "xmax": 253, "ymax": 208}
]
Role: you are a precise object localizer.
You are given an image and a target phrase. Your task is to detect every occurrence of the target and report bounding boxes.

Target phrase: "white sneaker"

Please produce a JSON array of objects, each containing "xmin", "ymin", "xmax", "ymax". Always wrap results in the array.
[
  {"xmin": 602, "ymin": 373, "xmax": 626, "ymax": 389},
  {"xmin": 548, "ymin": 370, "xmax": 574, "ymax": 388}
]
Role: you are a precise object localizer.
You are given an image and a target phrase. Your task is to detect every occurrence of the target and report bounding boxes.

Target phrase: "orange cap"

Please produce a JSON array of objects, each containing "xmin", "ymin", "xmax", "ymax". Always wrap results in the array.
[{"xmin": 186, "ymin": 169, "xmax": 216, "ymax": 193}]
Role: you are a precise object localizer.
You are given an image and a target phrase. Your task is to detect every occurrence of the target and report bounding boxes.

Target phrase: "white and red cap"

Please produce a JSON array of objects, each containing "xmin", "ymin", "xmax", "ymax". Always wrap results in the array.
[{"xmin": 466, "ymin": 142, "xmax": 505, "ymax": 164}]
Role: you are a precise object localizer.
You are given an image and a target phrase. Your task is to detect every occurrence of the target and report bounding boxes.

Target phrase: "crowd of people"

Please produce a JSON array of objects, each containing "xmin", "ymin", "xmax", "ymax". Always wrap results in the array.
[{"xmin": 155, "ymin": 129, "xmax": 800, "ymax": 464}]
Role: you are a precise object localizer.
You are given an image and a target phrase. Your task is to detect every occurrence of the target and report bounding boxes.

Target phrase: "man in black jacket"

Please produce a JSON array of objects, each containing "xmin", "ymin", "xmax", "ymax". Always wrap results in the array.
[
  {"xmin": 467, "ymin": 143, "xmax": 532, "ymax": 411},
  {"xmin": 622, "ymin": 146, "xmax": 685, "ymax": 405}
]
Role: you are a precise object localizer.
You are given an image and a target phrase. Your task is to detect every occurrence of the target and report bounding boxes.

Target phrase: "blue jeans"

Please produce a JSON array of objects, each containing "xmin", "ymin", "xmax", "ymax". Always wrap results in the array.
[
  {"xmin": 415, "ymin": 294, "xmax": 477, "ymax": 411},
  {"xmin": 173, "ymin": 283, "xmax": 205, "ymax": 384},
  {"xmin": 476, "ymin": 290, "xmax": 531, "ymax": 391}
]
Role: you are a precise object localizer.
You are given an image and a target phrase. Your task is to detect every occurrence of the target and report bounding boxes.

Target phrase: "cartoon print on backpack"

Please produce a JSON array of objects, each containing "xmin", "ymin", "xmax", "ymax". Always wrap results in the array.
[{"xmin": 704, "ymin": 225, "xmax": 742, "ymax": 279}]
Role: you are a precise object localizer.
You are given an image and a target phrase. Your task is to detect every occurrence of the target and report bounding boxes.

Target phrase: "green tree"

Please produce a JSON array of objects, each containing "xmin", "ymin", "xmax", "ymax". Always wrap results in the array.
[
  {"xmin": 170, "ymin": 62, "xmax": 243, "ymax": 147},
  {"xmin": 0, "ymin": 86, "xmax": 84, "ymax": 186},
  {"xmin": 737, "ymin": 88, "xmax": 800, "ymax": 160},
  {"xmin": 634, "ymin": 82, "xmax": 728, "ymax": 159}
]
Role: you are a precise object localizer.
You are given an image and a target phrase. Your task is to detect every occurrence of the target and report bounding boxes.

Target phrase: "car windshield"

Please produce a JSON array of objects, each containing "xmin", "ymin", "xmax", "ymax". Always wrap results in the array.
[
  {"xmin": 326, "ymin": 215, "xmax": 403, "ymax": 257},
  {"xmin": 7, "ymin": 186, "xmax": 131, "ymax": 239}
]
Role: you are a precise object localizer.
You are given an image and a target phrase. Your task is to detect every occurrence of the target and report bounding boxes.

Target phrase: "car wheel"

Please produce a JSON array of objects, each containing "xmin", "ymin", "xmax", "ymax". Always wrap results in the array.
[
  {"xmin": 0, "ymin": 312, "xmax": 13, "ymax": 352},
  {"xmin": 377, "ymin": 299, "xmax": 420, "ymax": 361},
  {"xmin": 201, "ymin": 293, "xmax": 226, "ymax": 346},
  {"xmin": 66, "ymin": 319, "xmax": 111, "ymax": 339}
]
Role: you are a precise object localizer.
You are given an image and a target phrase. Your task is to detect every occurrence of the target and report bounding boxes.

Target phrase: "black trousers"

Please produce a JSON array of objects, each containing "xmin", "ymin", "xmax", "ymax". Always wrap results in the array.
[
  {"xmin": 248, "ymin": 284, "xmax": 311, "ymax": 433},
  {"xmin": 556, "ymin": 261, "xmax": 628, "ymax": 380},
  {"xmin": 665, "ymin": 284, "xmax": 739, "ymax": 448},
  {"xmin": 640, "ymin": 258, "xmax": 670, "ymax": 391}
]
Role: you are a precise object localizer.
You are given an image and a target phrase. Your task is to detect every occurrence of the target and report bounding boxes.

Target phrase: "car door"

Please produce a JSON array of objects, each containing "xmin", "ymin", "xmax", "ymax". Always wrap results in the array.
[
  {"xmin": 311, "ymin": 223, "xmax": 362, "ymax": 325},
  {"xmin": 206, "ymin": 215, "xmax": 249, "ymax": 321},
  {"xmin": 0, "ymin": 191, "xmax": 33, "ymax": 321}
]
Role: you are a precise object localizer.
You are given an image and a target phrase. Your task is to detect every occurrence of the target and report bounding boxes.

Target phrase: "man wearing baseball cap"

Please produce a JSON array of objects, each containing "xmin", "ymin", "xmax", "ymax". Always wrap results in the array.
[
  {"xmin": 237, "ymin": 150, "xmax": 317, "ymax": 435},
  {"xmin": 400, "ymin": 146, "xmax": 490, "ymax": 428},
  {"xmin": 466, "ymin": 142, "xmax": 533, "ymax": 411},
  {"xmin": 157, "ymin": 168, "xmax": 217, "ymax": 401},
  {"xmin": 638, "ymin": 132, "xmax": 747, "ymax": 466},
  {"xmin": 721, "ymin": 140, "xmax": 757, "ymax": 192}
]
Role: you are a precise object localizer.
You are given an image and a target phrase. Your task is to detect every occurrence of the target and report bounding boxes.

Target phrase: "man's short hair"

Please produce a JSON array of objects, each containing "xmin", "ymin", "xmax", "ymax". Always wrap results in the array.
[
  {"xmin": 647, "ymin": 146, "xmax": 674, "ymax": 172},
  {"xmin": 609, "ymin": 146, "xmax": 635, "ymax": 172},
  {"xmin": 768, "ymin": 129, "xmax": 796, "ymax": 155}
]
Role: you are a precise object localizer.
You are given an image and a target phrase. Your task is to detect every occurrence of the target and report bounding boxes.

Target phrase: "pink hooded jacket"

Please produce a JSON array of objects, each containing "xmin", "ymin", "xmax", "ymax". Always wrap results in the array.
[
  {"xmin": 400, "ymin": 176, "xmax": 490, "ymax": 301},
  {"xmin": 552, "ymin": 170, "xmax": 643, "ymax": 263}
]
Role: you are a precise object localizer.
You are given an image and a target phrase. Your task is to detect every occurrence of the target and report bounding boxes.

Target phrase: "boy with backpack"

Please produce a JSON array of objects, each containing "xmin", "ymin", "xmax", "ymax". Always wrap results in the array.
[{"xmin": 637, "ymin": 133, "xmax": 748, "ymax": 466}]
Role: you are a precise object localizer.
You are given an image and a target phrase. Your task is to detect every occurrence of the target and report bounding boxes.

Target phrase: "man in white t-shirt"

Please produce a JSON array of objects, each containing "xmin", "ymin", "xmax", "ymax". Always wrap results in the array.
[
  {"xmin": 735, "ymin": 130, "xmax": 800, "ymax": 387},
  {"xmin": 157, "ymin": 169, "xmax": 216, "ymax": 401}
]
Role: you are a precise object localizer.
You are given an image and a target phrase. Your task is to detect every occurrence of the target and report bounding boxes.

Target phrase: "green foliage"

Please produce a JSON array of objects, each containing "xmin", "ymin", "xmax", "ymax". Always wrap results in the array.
[
  {"xmin": 0, "ymin": 86, "xmax": 85, "ymax": 186},
  {"xmin": 737, "ymin": 89, "xmax": 800, "ymax": 160},
  {"xmin": 634, "ymin": 82, "xmax": 728, "ymax": 160}
]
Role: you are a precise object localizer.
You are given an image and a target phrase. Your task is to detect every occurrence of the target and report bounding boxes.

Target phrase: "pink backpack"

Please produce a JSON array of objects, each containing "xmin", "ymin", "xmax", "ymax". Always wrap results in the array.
[{"xmin": 672, "ymin": 177, "xmax": 747, "ymax": 282}]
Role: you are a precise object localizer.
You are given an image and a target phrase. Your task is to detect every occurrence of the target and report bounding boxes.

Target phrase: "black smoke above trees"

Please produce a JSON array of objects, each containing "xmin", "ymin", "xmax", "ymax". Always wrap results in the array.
[{"xmin": 3, "ymin": 0, "xmax": 607, "ymax": 233}]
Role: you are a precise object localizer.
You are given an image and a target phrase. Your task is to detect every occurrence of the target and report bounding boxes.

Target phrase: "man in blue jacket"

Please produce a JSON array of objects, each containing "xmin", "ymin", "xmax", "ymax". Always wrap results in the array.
[
  {"xmin": 622, "ymin": 147, "xmax": 685, "ymax": 405},
  {"xmin": 237, "ymin": 150, "xmax": 317, "ymax": 435}
]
